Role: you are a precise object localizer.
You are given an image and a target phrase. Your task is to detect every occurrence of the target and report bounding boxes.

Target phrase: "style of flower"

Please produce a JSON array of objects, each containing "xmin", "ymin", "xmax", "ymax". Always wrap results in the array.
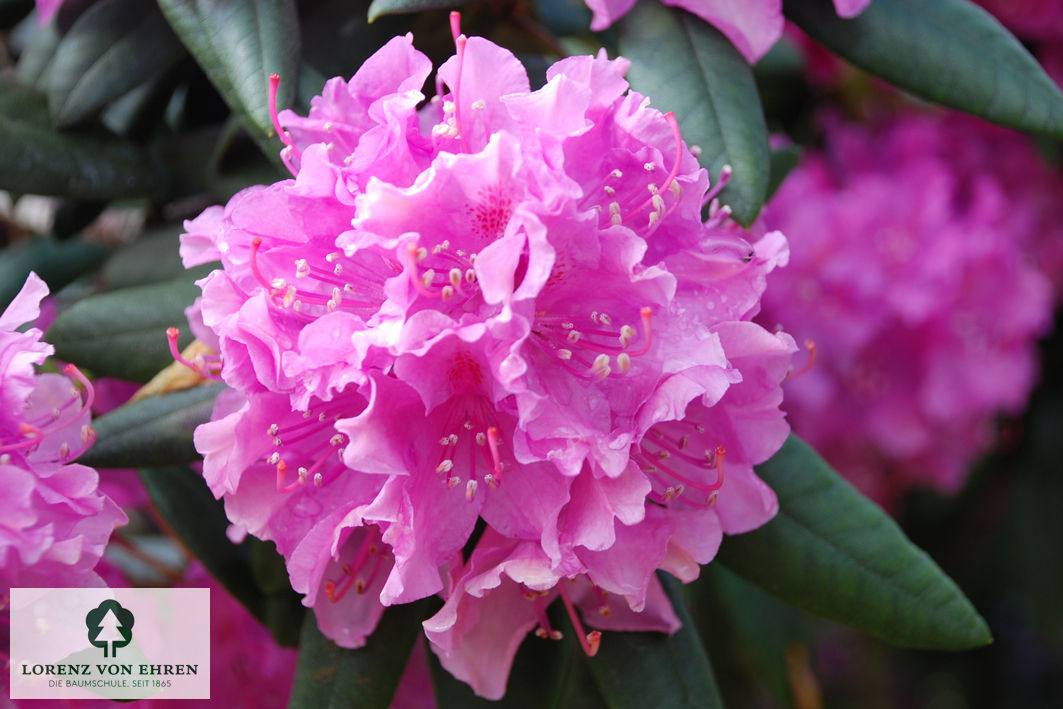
[
  {"xmin": 0, "ymin": 273, "xmax": 126, "ymax": 591},
  {"xmin": 583, "ymin": 0, "xmax": 872, "ymax": 64},
  {"xmin": 182, "ymin": 16, "xmax": 795, "ymax": 696},
  {"xmin": 759, "ymin": 112, "xmax": 1060, "ymax": 507}
]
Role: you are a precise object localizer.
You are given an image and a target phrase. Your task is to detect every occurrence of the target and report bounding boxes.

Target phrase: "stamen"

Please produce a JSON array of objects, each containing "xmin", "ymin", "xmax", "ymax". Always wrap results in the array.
[
  {"xmin": 486, "ymin": 427, "xmax": 503, "ymax": 481},
  {"xmin": 623, "ymin": 113, "xmax": 684, "ymax": 224},
  {"xmin": 448, "ymin": 12, "xmax": 471, "ymax": 153},
  {"xmin": 558, "ymin": 582, "xmax": 601, "ymax": 657},
  {"xmin": 785, "ymin": 339, "xmax": 818, "ymax": 380},
  {"xmin": 268, "ymin": 74, "xmax": 301, "ymax": 172},
  {"xmin": 166, "ymin": 328, "xmax": 223, "ymax": 381}
]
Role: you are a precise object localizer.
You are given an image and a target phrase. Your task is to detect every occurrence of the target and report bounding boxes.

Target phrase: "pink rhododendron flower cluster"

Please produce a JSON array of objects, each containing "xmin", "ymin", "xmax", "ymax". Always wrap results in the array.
[
  {"xmin": 585, "ymin": 0, "xmax": 871, "ymax": 63},
  {"xmin": 0, "ymin": 273, "xmax": 126, "ymax": 591},
  {"xmin": 760, "ymin": 112, "xmax": 1060, "ymax": 507},
  {"xmin": 182, "ymin": 19, "xmax": 795, "ymax": 698}
]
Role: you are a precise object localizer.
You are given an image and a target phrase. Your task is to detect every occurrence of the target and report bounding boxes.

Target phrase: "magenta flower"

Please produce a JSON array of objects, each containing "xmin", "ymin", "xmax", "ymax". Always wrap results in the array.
[
  {"xmin": 759, "ymin": 112, "xmax": 1060, "ymax": 507},
  {"xmin": 0, "ymin": 273, "xmax": 126, "ymax": 591},
  {"xmin": 184, "ymin": 17, "xmax": 794, "ymax": 695},
  {"xmin": 583, "ymin": 0, "xmax": 871, "ymax": 63}
]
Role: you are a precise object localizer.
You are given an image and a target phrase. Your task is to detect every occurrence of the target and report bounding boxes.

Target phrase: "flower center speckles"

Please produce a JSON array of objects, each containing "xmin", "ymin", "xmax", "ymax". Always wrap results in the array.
[
  {"xmin": 533, "ymin": 305, "xmax": 653, "ymax": 379},
  {"xmin": 432, "ymin": 395, "xmax": 505, "ymax": 499},
  {"xmin": 0, "ymin": 364, "xmax": 96, "ymax": 462},
  {"xmin": 250, "ymin": 238, "xmax": 396, "ymax": 318},
  {"xmin": 465, "ymin": 186, "xmax": 514, "ymax": 244},
  {"xmin": 635, "ymin": 422, "xmax": 726, "ymax": 507},
  {"xmin": 265, "ymin": 394, "xmax": 358, "ymax": 492}
]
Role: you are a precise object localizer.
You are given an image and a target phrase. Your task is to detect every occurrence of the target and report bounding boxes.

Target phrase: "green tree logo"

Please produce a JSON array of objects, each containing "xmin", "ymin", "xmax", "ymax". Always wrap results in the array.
[{"xmin": 85, "ymin": 600, "xmax": 134, "ymax": 658}]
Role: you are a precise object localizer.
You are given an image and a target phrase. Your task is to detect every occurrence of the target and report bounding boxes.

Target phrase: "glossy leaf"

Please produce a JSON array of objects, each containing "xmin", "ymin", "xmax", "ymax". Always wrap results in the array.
[
  {"xmin": 0, "ymin": 79, "xmax": 164, "ymax": 199},
  {"xmin": 288, "ymin": 600, "xmax": 435, "ymax": 709},
  {"xmin": 47, "ymin": 0, "xmax": 184, "ymax": 126},
  {"xmin": 138, "ymin": 465, "xmax": 304, "ymax": 646},
  {"xmin": 0, "ymin": 237, "xmax": 107, "ymax": 310},
  {"xmin": 717, "ymin": 435, "xmax": 993, "ymax": 650},
  {"xmin": 785, "ymin": 0, "xmax": 1063, "ymax": 138},
  {"xmin": 367, "ymin": 0, "xmax": 471, "ymax": 21},
  {"xmin": 588, "ymin": 574, "xmax": 723, "ymax": 709},
  {"xmin": 158, "ymin": 0, "xmax": 300, "ymax": 155},
  {"xmin": 46, "ymin": 276, "xmax": 199, "ymax": 382},
  {"xmin": 78, "ymin": 383, "xmax": 223, "ymax": 468},
  {"xmin": 618, "ymin": 0, "xmax": 769, "ymax": 226}
]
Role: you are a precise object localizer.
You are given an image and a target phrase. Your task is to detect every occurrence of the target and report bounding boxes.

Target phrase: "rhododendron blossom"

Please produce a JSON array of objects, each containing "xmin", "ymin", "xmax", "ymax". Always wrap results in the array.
[
  {"xmin": 183, "ymin": 16, "xmax": 794, "ymax": 697},
  {"xmin": 0, "ymin": 273, "xmax": 126, "ymax": 591},
  {"xmin": 760, "ymin": 113, "xmax": 1059, "ymax": 507},
  {"xmin": 583, "ymin": 0, "xmax": 872, "ymax": 63}
]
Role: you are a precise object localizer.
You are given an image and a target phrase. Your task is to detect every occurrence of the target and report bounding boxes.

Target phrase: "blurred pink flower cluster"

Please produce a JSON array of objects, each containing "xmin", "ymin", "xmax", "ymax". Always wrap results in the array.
[
  {"xmin": 585, "ymin": 0, "xmax": 870, "ymax": 63},
  {"xmin": 0, "ymin": 273, "xmax": 125, "ymax": 592},
  {"xmin": 760, "ymin": 112, "xmax": 1062, "ymax": 507},
  {"xmin": 181, "ymin": 22, "xmax": 795, "ymax": 697}
]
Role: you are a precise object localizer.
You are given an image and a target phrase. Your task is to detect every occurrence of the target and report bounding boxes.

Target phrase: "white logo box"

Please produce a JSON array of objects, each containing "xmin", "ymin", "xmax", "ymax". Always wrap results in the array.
[{"xmin": 9, "ymin": 587, "xmax": 210, "ymax": 700}]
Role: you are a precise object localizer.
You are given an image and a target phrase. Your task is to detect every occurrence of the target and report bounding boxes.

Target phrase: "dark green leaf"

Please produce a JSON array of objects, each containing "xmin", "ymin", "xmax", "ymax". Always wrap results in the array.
[
  {"xmin": 619, "ymin": 0, "xmax": 769, "ymax": 226},
  {"xmin": 785, "ymin": 0, "xmax": 1063, "ymax": 138},
  {"xmin": 367, "ymin": 0, "xmax": 469, "ymax": 22},
  {"xmin": 138, "ymin": 465, "xmax": 305, "ymax": 646},
  {"xmin": 288, "ymin": 599, "xmax": 435, "ymax": 709},
  {"xmin": 0, "ymin": 237, "xmax": 107, "ymax": 310},
  {"xmin": 588, "ymin": 574, "xmax": 723, "ymax": 709},
  {"xmin": 766, "ymin": 144, "xmax": 802, "ymax": 202},
  {"xmin": 0, "ymin": 79, "xmax": 165, "ymax": 199},
  {"xmin": 78, "ymin": 383, "xmax": 223, "ymax": 468},
  {"xmin": 157, "ymin": 0, "xmax": 300, "ymax": 157},
  {"xmin": 717, "ymin": 435, "xmax": 993, "ymax": 650},
  {"xmin": 47, "ymin": 275, "xmax": 199, "ymax": 382},
  {"xmin": 16, "ymin": 17, "xmax": 61, "ymax": 87},
  {"xmin": 100, "ymin": 225, "xmax": 210, "ymax": 289},
  {"xmin": 47, "ymin": 0, "xmax": 184, "ymax": 126}
]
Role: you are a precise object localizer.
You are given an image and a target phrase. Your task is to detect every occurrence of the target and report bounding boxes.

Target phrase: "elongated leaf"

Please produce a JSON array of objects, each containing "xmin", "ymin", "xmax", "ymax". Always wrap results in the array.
[
  {"xmin": 785, "ymin": 0, "xmax": 1063, "ymax": 138},
  {"xmin": 367, "ymin": 0, "xmax": 470, "ymax": 22},
  {"xmin": 47, "ymin": 276, "xmax": 198, "ymax": 382},
  {"xmin": 0, "ymin": 79, "xmax": 164, "ymax": 199},
  {"xmin": 78, "ymin": 383, "xmax": 223, "ymax": 468},
  {"xmin": 717, "ymin": 435, "xmax": 993, "ymax": 650},
  {"xmin": 138, "ymin": 465, "xmax": 305, "ymax": 646},
  {"xmin": 158, "ymin": 0, "xmax": 300, "ymax": 156},
  {"xmin": 588, "ymin": 574, "xmax": 723, "ymax": 709},
  {"xmin": 48, "ymin": 0, "xmax": 184, "ymax": 126},
  {"xmin": 618, "ymin": 0, "xmax": 769, "ymax": 226},
  {"xmin": 0, "ymin": 237, "xmax": 107, "ymax": 310},
  {"xmin": 289, "ymin": 600, "xmax": 435, "ymax": 709}
]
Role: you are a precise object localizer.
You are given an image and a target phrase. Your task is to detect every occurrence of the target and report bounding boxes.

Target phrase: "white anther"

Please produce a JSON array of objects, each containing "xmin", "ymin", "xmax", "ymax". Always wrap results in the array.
[
  {"xmin": 332, "ymin": 285, "xmax": 342, "ymax": 302},
  {"xmin": 484, "ymin": 473, "xmax": 498, "ymax": 488},
  {"xmin": 465, "ymin": 269, "xmax": 476, "ymax": 284},
  {"xmin": 436, "ymin": 459, "xmax": 454, "ymax": 474},
  {"xmin": 449, "ymin": 268, "xmax": 463, "ymax": 288},
  {"xmin": 652, "ymin": 194, "xmax": 665, "ymax": 212},
  {"xmin": 721, "ymin": 164, "xmax": 733, "ymax": 177},
  {"xmin": 562, "ymin": 322, "xmax": 574, "ymax": 329},
  {"xmin": 447, "ymin": 476, "xmax": 460, "ymax": 488},
  {"xmin": 670, "ymin": 181, "xmax": 682, "ymax": 198},
  {"xmin": 330, "ymin": 434, "xmax": 345, "ymax": 446},
  {"xmin": 591, "ymin": 353, "xmax": 611, "ymax": 378},
  {"xmin": 344, "ymin": 283, "xmax": 357, "ymax": 294},
  {"xmin": 619, "ymin": 325, "xmax": 636, "ymax": 347},
  {"xmin": 333, "ymin": 264, "xmax": 343, "ymax": 276},
  {"xmin": 644, "ymin": 162, "xmax": 657, "ymax": 172},
  {"xmin": 274, "ymin": 437, "xmax": 283, "ymax": 447},
  {"xmin": 611, "ymin": 169, "xmax": 623, "ymax": 178},
  {"xmin": 326, "ymin": 252, "xmax": 339, "ymax": 263},
  {"xmin": 678, "ymin": 435, "xmax": 690, "ymax": 450},
  {"xmin": 567, "ymin": 330, "xmax": 582, "ymax": 344},
  {"xmin": 293, "ymin": 300, "xmax": 303, "ymax": 312},
  {"xmin": 617, "ymin": 352, "xmax": 631, "ymax": 373},
  {"xmin": 298, "ymin": 466, "xmax": 309, "ymax": 482},
  {"xmin": 323, "ymin": 121, "xmax": 333, "ymax": 131},
  {"xmin": 283, "ymin": 285, "xmax": 297, "ymax": 308},
  {"xmin": 443, "ymin": 101, "xmax": 456, "ymax": 114},
  {"xmin": 59, "ymin": 442, "xmax": 70, "ymax": 460},
  {"xmin": 690, "ymin": 145, "xmax": 702, "ymax": 157},
  {"xmin": 268, "ymin": 423, "xmax": 280, "ymax": 436},
  {"xmin": 471, "ymin": 99, "xmax": 486, "ymax": 110},
  {"xmin": 591, "ymin": 312, "xmax": 599, "ymax": 324},
  {"xmin": 271, "ymin": 277, "xmax": 286, "ymax": 290},
  {"xmin": 314, "ymin": 473, "xmax": 323, "ymax": 486},
  {"xmin": 0, "ymin": 454, "xmax": 10, "ymax": 465},
  {"xmin": 51, "ymin": 407, "xmax": 61, "ymax": 420},
  {"xmin": 464, "ymin": 420, "xmax": 474, "ymax": 430},
  {"xmin": 441, "ymin": 286, "xmax": 454, "ymax": 300},
  {"xmin": 431, "ymin": 95, "xmax": 442, "ymax": 105},
  {"xmin": 557, "ymin": 349, "xmax": 573, "ymax": 360},
  {"xmin": 465, "ymin": 479, "xmax": 478, "ymax": 501},
  {"xmin": 416, "ymin": 247, "xmax": 428, "ymax": 262},
  {"xmin": 469, "ymin": 253, "xmax": 478, "ymax": 264},
  {"xmin": 656, "ymin": 450, "xmax": 671, "ymax": 460},
  {"xmin": 476, "ymin": 432, "xmax": 487, "ymax": 446},
  {"xmin": 295, "ymin": 259, "xmax": 310, "ymax": 278},
  {"xmin": 604, "ymin": 185, "xmax": 615, "ymax": 196},
  {"xmin": 648, "ymin": 183, "xmax": 659, "ymax": 194},
  {"xmin": 268, "ymin": 452, "xmax": 281, "ymax": 465},
  {"xmin": 421, "ymin": 269, "xmax": 435, "ymax": 288},
  {"xmin": 648, "ymin": 212, "xmax": 660, "ymax": 229},
  {"xmin": 599, "ymin": 312, "xmax": 612, "ymax": 326}
]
